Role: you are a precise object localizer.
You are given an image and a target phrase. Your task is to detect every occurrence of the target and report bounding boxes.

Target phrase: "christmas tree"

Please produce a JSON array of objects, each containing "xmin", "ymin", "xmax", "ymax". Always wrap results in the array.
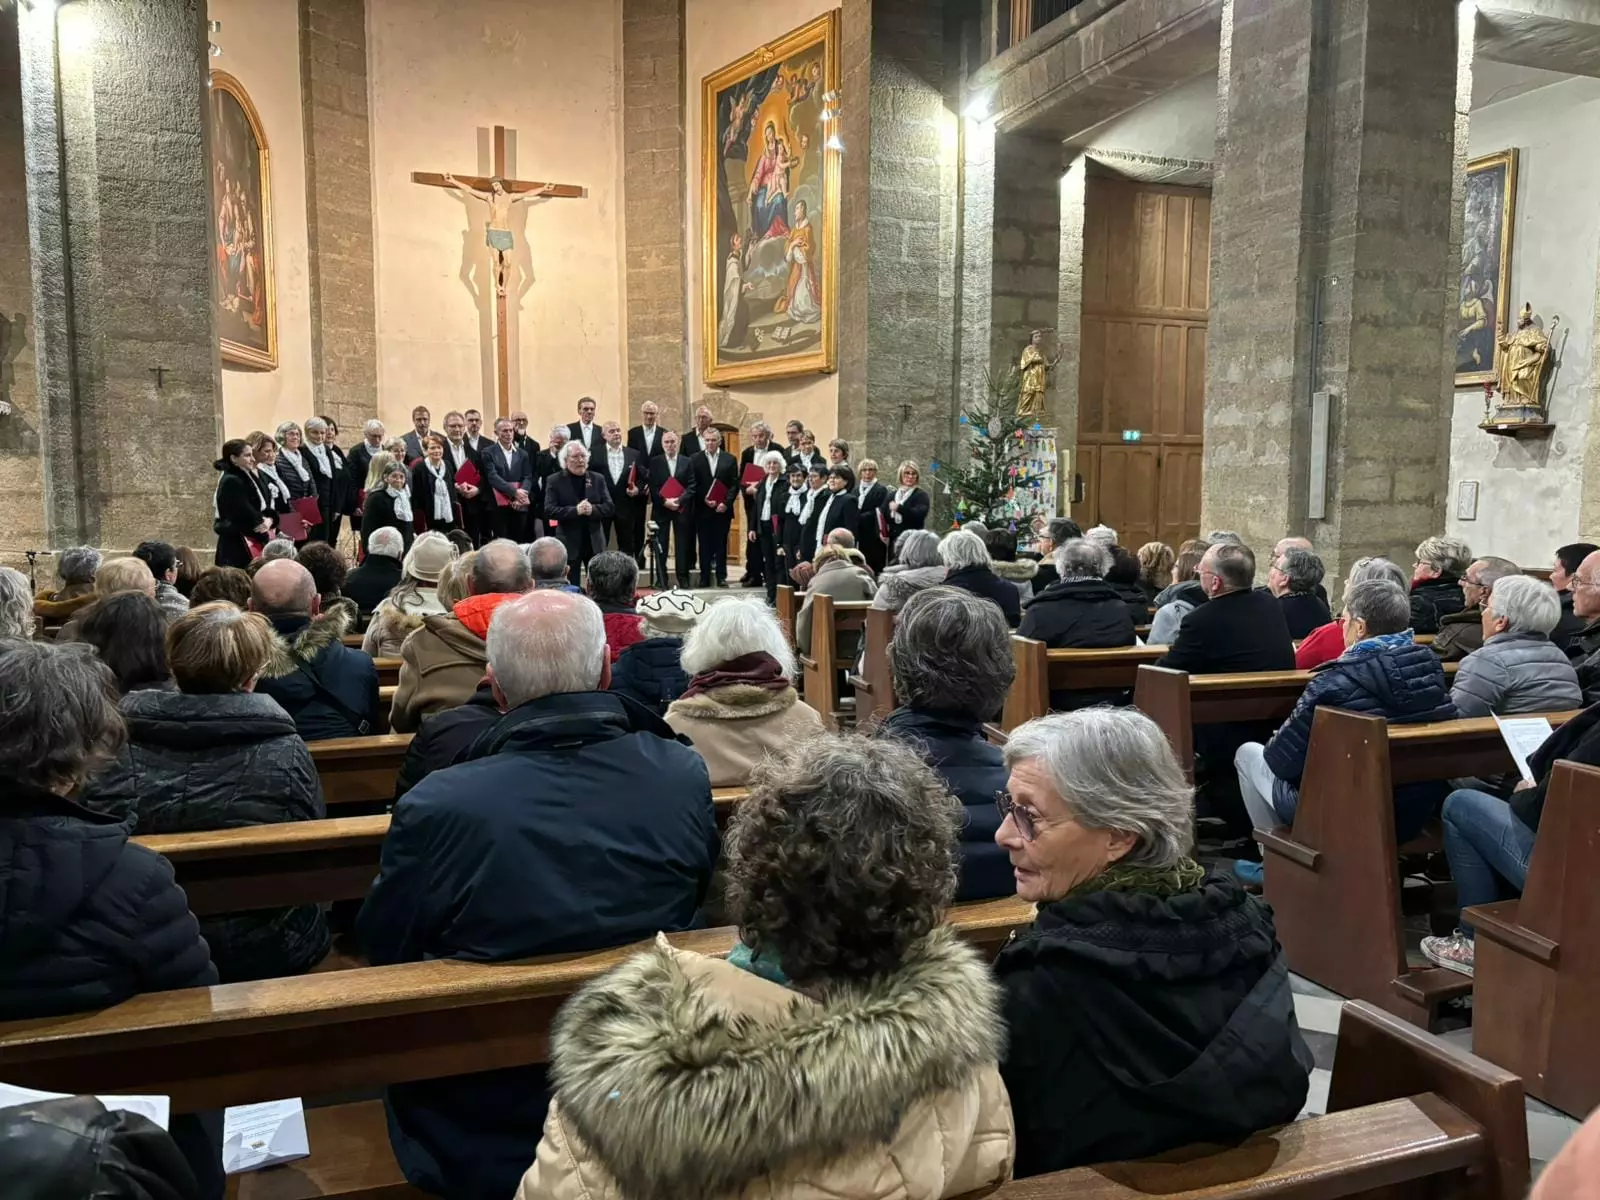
[{"xmin": 931, "ymin": 368, "xmax": 1053, "ymax": 530}]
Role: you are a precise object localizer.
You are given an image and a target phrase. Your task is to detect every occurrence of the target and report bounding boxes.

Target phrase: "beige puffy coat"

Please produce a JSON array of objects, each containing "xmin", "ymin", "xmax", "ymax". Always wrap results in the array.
[
  {"xmin": 517, "ymin": 927, "xmax": 1014, "ymax": 1200},
  {"xmin": 665, "ymin": 684, "xmax": 825, "ymax": 787}
]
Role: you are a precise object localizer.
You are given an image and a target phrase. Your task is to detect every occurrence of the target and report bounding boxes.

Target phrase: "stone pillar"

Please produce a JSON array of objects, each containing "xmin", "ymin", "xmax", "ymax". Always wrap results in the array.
[
  {"xmin": 1202, "ymin": 0, "xmax": 1459, "ymax": 581},
  {"xmin": 621, "ymin": 0, "xmax": 688, "ymax": 425},
  {"xmin": 1053, "ymin": 155, "xmax": 1087, "ymax": 472},
  {"xmin": 989, "ymin": 132, "xmax": 1061, "ymax": 375},
  {"xmin": 19, "ymin": 0, "xmax": 222, "ymax": 552},
  {"xmin": 301, "ymin": 0, "xmax": 378, "ymax": 433},
  {"xmin": 836, "ymin": 0, "xmax": 959, "ymax": 472}
]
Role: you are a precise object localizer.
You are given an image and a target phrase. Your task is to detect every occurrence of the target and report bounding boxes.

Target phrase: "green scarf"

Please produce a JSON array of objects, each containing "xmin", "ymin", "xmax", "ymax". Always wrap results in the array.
[
  {"xmin": 1066, "ymin": 856, "xmax": 1206, "ymax": 901},
  {"xmin": 727, "ymin": 939, "xmax": 791, "ymax": 987}
]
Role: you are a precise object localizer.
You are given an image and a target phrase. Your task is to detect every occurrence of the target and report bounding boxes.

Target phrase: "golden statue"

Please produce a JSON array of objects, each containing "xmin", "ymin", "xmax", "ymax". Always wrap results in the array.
[
  {"xmin": 1492, "ymin": 303, "xmax": 1557, "ymax": 419},
  {"xmin": 1018, "ymin": 329, "xmax": 1061, "ymax": 418}
]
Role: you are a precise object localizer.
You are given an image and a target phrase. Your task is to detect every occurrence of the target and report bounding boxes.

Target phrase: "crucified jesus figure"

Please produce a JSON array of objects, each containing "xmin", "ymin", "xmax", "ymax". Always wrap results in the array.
[{"xmin": 442, "ymin": 172, "xmax": 556, "ymax": 296}]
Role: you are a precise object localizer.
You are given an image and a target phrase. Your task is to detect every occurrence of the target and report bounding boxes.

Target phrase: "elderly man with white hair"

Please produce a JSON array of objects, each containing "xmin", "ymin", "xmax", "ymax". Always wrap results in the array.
[
  {"xmin": 359, "ymin": 589, "xmax": 718, "ymax": 1200},
  {"xmin": 1449, "ymin": 575, "xmax": 1581, "ymax": 717},
  {"xmin": 543, "ymin": 440, "xmax": 614, "ymax": 583},
  {"xmin": 343, "ymin": 525, "xmax": 406, "ymax": 616}
]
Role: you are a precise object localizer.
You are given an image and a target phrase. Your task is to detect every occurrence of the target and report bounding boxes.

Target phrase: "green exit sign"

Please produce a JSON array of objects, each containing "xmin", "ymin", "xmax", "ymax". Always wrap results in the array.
[{"xmin": 1121, "ymin": 430, "xmax": 1142, "ymax": 442}]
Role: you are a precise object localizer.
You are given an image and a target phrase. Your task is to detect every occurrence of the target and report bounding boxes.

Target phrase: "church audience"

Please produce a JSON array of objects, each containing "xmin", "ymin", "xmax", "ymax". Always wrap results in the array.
[
  {"xmin": 1161, "ymin": 542, "xmax": 1293, "ymax": 675},
  {"xmin": 1409, "ymin": 535, "xmax": 1472, "ymax": 634},
  {"xmin": 35, "ymin": 547, "xmax": 102, "ymax": 632},
  {"xmin": 251, "ymin": 560, "xmax": 379, "ymax": 741},
  {"xmin": 794, "ymin": 543, "xmax": 877, "ymax": 656},
  {"xmin": 361, "ymin": 589, "xmax": 719, "ymax": 1200},
  {"xmin": 1028, "ymin": 516, "xmax": 1082, "ymax": 594},
  {"xmin": 78, "ymin": 603, "xmax": 330, "ymax": 982},
  {"xmin": 1085, "ymin": 523, "xmax": 1117, "ymax": 548},
  {"xmin": 1449, "ymin": 575, "xmax": 1581, "ymax": 717},
  {"xmin": 1433, "ymin": 556, "xmax": 1520, "ymax": 661},
  {"xmin": 0, "ymin": 639, "xmax": 222, "ymax": 1197},
  {"xmin": 188, "ymin": 566, "xmax": 253, "ymax": 609},
  {"xmin": 1567, "ymin": 549, "xmax": 1600, "ymax": 701},
  {"xmin": 1135, "ymin": 541, "xmax": 1173, "ymax": 603},
  {"xmin": 133, "ymin": 540, "xmax": 191, "ymax": 621},
  {"xmin": 939, "ymin": 529, "xmax": 1021, "ymax": 627},
  {"xmin": 1267, "ymin": 546, "xmax": 1332, "ymax": 638},
  {"xmin": 173, "ymin": 546, "xmax": 203, "ymax": 598},
  {"xmin": 295, "ymin": 540, "xmax": 349, "ymax": 610},
  {"xmin": 1295, "ymin": 556, "xmax": 1410, "ymax": 669},
  {"xmin": 984, "ymin": 528, "xmax": 1040, "ymax": 603},
  {"xmin": 517, "ymin": 733, "xmax": 1013, "ymax": 1200},
  {"xmin": 609, "ymin": 588, "xmax": 702, "ymax": 714},
  {"xmin": 391, "ymin": 539, "xmax": 532, "ymax": 731},
  {"xmin": 666, "ymin": 597, "xmax": 825, "ymax": 786},
  {"xmin": 872, "ymin": 528, "xmax": 946, "ymax": 612},
  {"xmin": 881, "ymin": 587, "xmax": 1013, "ymax": 899},
  {"xmin": 1235, "ymin": 580, "xmax": 1455, "ymax": 881},
  {"xmin": 344, "ymin": 526, "xmax": 407, "ymax": 616},
  {"xmin": 1103, "ymin": 546, "xmax": 1151, "ymax": 626},
  {"xmin": 1018, "ymin": 540, "xmax": 1136, "ymax": 701},
  {"xmin": 527, "ymin": 536, "xmax": 581, "ymax": 592},
  {"xmin": 1147, "ymin": 539, "xmax": 1208, "ymax": 645},
  {"xmin": 361, "ymin": 532, "xmax": 455, "ymax": 658},
  {"xmin": 1550, "ymin": 541, "xmax": 1597, "ymax": 650},
  {"xmin": 586, "ymin": 551, "xmax": 645, "ymax": 662},
  {"xmin": 71, "ymin": 592, "xmax": 173, "ymax": 697},
  {"xmin": 94, "ymin": 555, "xmax": 159, "ymax": 602},
  {"xmin": 995, "ymin": 707, "xmax": 1311, "ymax": 1177},
  {"xmin": 0, "ymin": 565, "xmax": 34, "ymax": 639}
]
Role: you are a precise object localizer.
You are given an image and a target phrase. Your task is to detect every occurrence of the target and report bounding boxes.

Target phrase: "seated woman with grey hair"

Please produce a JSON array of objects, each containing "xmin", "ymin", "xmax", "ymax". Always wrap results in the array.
[
  {"xmin": 34, "ymin": 545, "xmax": 102, "ymax": 630},
  {"xmin": 1450, "ymin": 575, "xmax": 1580, "ymax": 717},
  {"xmin": 1234, "ymin": 579, "xmax": 1456, "ymax": 885},
  {"xmin": 1410, "ymin": 534, "xmax": 1473, "ymax": 634},
  {"xmin": 872, "ymin": 528, "xmax": 945, "ymax": 612},
  {"xmin": 1018, "ymin": 540, "xmax": 1135, "ymax": 706},
  {"xmin": 1293, "ymin": 555, "xmax": 1411, "ymax": 669},
  {"xmin": 881, "ymin": 587, "xmax": 1015, "ymax": 899},
  {"xmin": 517, "ymin": 733, "xmax": 1014, "ymax": 1199},
  {"xmin": 0, "ymin": 566, "xmax": 35, "ymax": 640},
  {"xmin": 938, "ymin": 529, "xmax": 1020, "ymax": 627},
  {"xmin": 665, "ymin": 598, "xmax": 825, "ymax": 786},
  {"xmin": 994, "ymin": 707, "xmax": 1311, "ymax": 1178},
  {"xmin": 585, "ymin": 551, "xmax": 645, "ymax": 662}
]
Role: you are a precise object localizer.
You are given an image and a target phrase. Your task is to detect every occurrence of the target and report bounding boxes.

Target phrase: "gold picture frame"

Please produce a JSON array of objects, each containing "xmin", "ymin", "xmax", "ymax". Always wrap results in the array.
[
  {"xmin": 1456, "ymin": 148, "xmax": 1518, "ymax": 387},
  {"xmin": 210, "ymin": 71, "xmax": 278, "ymax": 370},
  {"xmin": 701, "ymin": 11, "xmax": 840, "ymax": 387}
]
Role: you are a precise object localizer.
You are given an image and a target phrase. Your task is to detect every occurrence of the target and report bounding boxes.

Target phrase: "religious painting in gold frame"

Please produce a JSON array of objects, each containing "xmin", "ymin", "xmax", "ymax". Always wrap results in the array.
[
  {"xmin": 209, "ymin": 71, "xmax": 277, "ymax": 370},
  {"xmin": 1456, "ymin": 148, "xmax": 1517, "ymax": 387},
  {"xmin": 702, "ymin": 11, "xmax": 840, "ymax": 387}
]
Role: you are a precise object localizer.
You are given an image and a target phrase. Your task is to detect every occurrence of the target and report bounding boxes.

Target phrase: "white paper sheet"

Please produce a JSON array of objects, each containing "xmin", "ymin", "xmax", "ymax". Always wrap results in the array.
[
  {"xmin": 0, "ymin": 1082, "xmax": 170, "ymax": 1130},
  {"xmin": 1493, "ymin": 714, "xmax": 1554, "ymax": 785},
  {"xmin": 222, "ymin": 1098, "xmax": 310, "ymax": 1174}
]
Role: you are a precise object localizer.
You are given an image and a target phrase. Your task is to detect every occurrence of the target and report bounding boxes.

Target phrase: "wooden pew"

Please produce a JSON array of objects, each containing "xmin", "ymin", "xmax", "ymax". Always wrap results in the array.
[
  {"xmin": 309, "ymin": 734, "xmax": 413, "ymax": 808},
  {"xmin": 847, "ymin": 607, "xmax": 896, "ymax": 731},
  {"xmin": 797, "ymin": 592, "xmax": 871, "ymax": 729},
  {"xmin": 1468, "ymin": 759, "xmax": 1600, "ymax": 1117},
  {"xmin": 988, "ymin": 1000, "xmax": 1527, "ymax": 1200},
  {"xmin": 375, "ymin": 685, "xmax": 395, "ymax": 733},
  {"xmin": 999, "ymin": 639, "xmax": 1167, "ymax": 732},
  {"xmin": 371, "ymin": 657, "xmax": 400, "ymax": 688},
  {"xmin": 1260, "ymin": 707, "xmax": 1577, "ymax": 1028},
  {"xmin": 775, "ymin": 584, "xmax": 797, "ymax": 647}
]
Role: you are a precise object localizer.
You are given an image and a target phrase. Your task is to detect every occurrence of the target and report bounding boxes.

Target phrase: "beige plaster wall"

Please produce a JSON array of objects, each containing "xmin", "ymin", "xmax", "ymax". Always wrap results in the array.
[
  {"xmin": 367, "ymin": 0, "xmax": 626, "ymax": 440},
  {"xmin": 212, "ymin": 0, "xmax": 317, "ymax": 439},
  {"xmin": 684, "ymin": 0, "xmax": 839, "ymax": 442}
]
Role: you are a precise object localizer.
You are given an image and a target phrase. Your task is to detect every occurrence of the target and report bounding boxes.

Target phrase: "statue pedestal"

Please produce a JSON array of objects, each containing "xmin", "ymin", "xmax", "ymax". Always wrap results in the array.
[{"xmin": 1480, "ymin": 408, "xmax": 1555, "ymax": 439}]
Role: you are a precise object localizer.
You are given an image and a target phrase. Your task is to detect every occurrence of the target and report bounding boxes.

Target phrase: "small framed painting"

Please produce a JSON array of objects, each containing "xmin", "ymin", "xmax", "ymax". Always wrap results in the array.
[
  {"xmin": 1456, "ymin": 149, "xmax": 1517, "ymax": 387},
  {"xmin": 210, "ymin": 71, "xmax": 277, "ymax": 370}
]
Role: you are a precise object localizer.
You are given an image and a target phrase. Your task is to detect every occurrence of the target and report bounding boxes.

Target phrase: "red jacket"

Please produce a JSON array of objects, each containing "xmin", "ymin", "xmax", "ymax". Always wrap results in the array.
[{"xmin": 1294, "ymin": 620, "xmax": 1344, "ymax": 670}]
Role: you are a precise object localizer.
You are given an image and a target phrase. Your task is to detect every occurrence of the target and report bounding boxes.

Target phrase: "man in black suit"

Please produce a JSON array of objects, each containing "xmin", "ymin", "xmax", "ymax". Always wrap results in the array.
[
  {"xmin": 442, "ymin": 411, "xmax": 487, "ymax": 545},
  {"xmin": 401, "ymin": 405, "xmax": 432, "ymax": 462},
  {"xmin": 565, "ymin": 396, "xmax": 604, "ymax": 462},
  {"xmin": 543, "ymin": 442, "xmax": 613, "ymax": 583},
  {"xmin": 626, "ymin": 400, "xmax": 666, "ymax": 462},
  {"xmin": 783, "ymin": 419, "xmax": 804, "ymax": 463},
  {"xmin": 648, "ymin": 430, "xmax": 697, "ymax": 588},
  {"xmin": 483, "ymin": 416, "xmax": 535, "ymax": 542},
  {"xmin": 597, "ymin": 421, "xmax": 646, "ymax": 562},
  {"xmin": 692, "ymin": 427, "xmax": 739, "ymax": 588},
  {"xmin": 737, "ymin": 420, "xmax": 780, "ymax": 589},
  {"xmin": 679, "ymin": 404, "xmax": 716, "ymax": 458},
  {"xmin": 510, "ymin": 411, "xmax": 540, "ymax": 458}
]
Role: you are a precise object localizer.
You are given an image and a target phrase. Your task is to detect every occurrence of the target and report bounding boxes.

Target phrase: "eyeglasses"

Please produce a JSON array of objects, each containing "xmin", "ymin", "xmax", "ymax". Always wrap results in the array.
[
  {"xmin": 995, "ymin": 791, "xmax": 1039, "ymax": 841},
  {"xmin": 1573, "ymin": 576, "xmax": 1600, "ymax": 590}
]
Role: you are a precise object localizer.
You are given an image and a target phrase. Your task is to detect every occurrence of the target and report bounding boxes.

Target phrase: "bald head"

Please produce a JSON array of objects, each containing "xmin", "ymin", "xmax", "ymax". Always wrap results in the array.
[
  {"xmin": 1274, "ymin": 536, "xmax": 1312, "ymax": 558},
  {"xmin": 487, "ymin": 590, "xmax": 607, "ymax": 706},
  {"xmin": 1574, "ymin": 550, "xmax": 1600, "ymax": 621},
  {"xmin": 250, "ymin": 559, "xmax": 318, "ymax": 616},
  {"xmin": 471, "ymin": 538, "xmax": 533, "ymax": 596}
]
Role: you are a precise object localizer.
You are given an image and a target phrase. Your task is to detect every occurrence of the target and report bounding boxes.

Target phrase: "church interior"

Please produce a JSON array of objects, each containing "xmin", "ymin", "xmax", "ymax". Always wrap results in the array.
[{"xmin": 2, "ymin": 0, "xmax": 1600, "ymax": 1196}]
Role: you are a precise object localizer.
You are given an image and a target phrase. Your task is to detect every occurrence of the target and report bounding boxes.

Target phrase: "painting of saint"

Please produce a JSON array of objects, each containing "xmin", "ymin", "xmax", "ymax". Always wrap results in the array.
[
  {"xmin": 1456, "ymin": 149, "xmax": 1517, "ymax": 387},
  {"xmin": 702, "ymin": 13, "xmax": 839, "ymax": 386},
  {"xmin": 209, "ymin": 72, "xmax": 276, "ymax": 369}
]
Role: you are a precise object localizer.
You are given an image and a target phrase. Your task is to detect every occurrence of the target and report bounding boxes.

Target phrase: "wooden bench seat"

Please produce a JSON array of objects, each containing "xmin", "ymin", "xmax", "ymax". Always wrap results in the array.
[
  {"xmin": 371, "ymin": 657, "xmax": 400, "ymax": 689},
  {"xmin": 1000, "ymin": 640, "xmax": 1167, "ymax": 732},
  {"xmin": 309, "ymin": 735, "xmax": 414, "ymax": 808},
  {"xmin": 847, "ymin": 607, "xmax": 896, "ymax": 731}
]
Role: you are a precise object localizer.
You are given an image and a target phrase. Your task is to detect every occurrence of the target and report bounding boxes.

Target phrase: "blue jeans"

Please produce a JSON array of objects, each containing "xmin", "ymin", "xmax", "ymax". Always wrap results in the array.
[{"xmin": 1442, "ymin": 788, "xmax": 1535, "ymax": 933}]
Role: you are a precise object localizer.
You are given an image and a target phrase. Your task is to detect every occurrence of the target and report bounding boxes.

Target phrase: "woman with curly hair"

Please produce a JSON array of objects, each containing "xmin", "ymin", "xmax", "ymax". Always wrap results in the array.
[{"xmin": 516, "ymin": 733, "xmax": 1015, "ymax": 1200}]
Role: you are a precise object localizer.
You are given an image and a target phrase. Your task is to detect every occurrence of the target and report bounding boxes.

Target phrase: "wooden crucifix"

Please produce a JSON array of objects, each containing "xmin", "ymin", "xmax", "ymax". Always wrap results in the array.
[{"xmin": 412, "ymin": 125, "xmax": 584, "ymax": 419}]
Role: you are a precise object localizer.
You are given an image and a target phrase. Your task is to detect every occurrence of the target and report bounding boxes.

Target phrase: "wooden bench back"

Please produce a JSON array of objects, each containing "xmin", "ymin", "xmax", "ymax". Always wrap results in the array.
[
  {"xmin": 775, "ymin": 584, "xmax": 797, "ymax": 647},
  {"xmin": 309, "ymin": 733, "xmax": 414, "ymax": 808},
  {"xmin": 999, "ymin": 640, "xmax": 1166, "ymax": 732},
  {"xmin": 798, "ymin": 593, "xmax": 871, "ymax": 729},
  {"xmin": 851, "ymin": 607, "xmax": 896, "ymax": 731},
  {"xmin": 372, "ymin": 656, "xmax": 401, "ymax": 688}
]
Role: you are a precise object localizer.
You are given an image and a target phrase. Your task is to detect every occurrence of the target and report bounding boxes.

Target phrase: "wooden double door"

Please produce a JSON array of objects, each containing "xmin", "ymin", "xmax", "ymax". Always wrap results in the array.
[{"xmin": 1071, "ymin": 176, "xmax": 1210, "ymax": 550}]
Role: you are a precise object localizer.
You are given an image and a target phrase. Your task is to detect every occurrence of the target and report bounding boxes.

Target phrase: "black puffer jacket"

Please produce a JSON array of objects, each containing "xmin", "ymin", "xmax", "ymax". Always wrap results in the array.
[
  {"xmin": 78, "ymin": 691, "xmax": 330, "ymax": 983},
  {"xmin": 1409, "ymin": 575, "xmax": 1466, "ymax": 635},
  {"xmin": 944, "ymin": 564, "xmax": 1022, "ymax": 628},
  {"xmin": 996, "ymin": 874, "xmax": 1313, "ymax": 1178},
  {"xmin": 254, "ymin": 606, "xmax": 380, "ymax": 741},
  {"xmin": 0, "ymin": 1095, "xmax": 200, "ymax": 1200},
  {"xmin": 1018, "ymin": 579, "xmax": 1137, "ymax": 709},
  {"xmin": 608, "ymin": 635, "xmax": 690, "ymax": 715},
  {"xmin": 1278, "ymin": 591, "xmax": 1332, "ymax": 640}
]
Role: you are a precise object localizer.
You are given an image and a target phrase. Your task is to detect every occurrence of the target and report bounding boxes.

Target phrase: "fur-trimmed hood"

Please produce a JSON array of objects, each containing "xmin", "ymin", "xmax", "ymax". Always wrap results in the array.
[
  {"xmin": 545, "ymin": 926, "xmax": 1008, "ymax": 1199},
  {"xmin": 32, "ymin": 590, "xmax": 97, "ymax": 625},
  {"xmin": 992, "ymin": 559, "xmax": 1039, "ymax": 583},
  {"xmin": 260, "ymin": 603, "xmax": 354, "ymax": 679},
  {"xmin": 667, "ymin": 681, "xmax": 799, "ymax": 721}
]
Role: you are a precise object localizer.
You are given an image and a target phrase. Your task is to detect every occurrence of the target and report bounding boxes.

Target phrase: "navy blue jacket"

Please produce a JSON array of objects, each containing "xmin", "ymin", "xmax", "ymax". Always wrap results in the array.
[
  {"xmin": 358, "ymin": 691, "xmax": 719, "ymax": 1200},
  {"xmin": 392, "ymin": 684, "xmax": 502, "ymax": 801},
  {"xmin": 254, "ymin": 611, "xmax": 380, "ymax": 742},
  {"xmin": 608, "ymin": 635, "xmax": 690, "ymax": 715},
  {"xmin": 1263, "ymin": 637, "xmax": 1456, "ymax": 840},
  {"xmin": 879, "ymin": 708, "xmax": 1011, "ymax": 900},
  {"xmin": 944, "ymin": 564, "xmax": 1023, "ymax": 628}
]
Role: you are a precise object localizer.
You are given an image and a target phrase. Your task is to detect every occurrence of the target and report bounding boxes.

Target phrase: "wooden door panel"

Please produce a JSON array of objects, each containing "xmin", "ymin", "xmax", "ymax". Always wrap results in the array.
[
  {"xmin": 1189, "ymin": 195, "xmax": 1212, "ymax": 311},
  {"xmin": 1072, "ymin": 444, "xmax": 1098, "ymax": 527},
  {"xmin": 1134, "ymin": 192, "xmax": 1164, "ymax": 309},
  {"xmin": 1163, "ymin": 194, "xmax": 1190, "ymax": 309},
  {"xmin": 1184, "ymin": 327, "xmax": 1207, "ymax": 437},
  {"xmin": 1097, "ymin": 446, "xmax": 1160, "ymax": 548},
  {"xmin": 1157, "ymin": 324, "xmax": 1186, "ymax": 437},
  {"xmin": 1080, "ymin": 316, "xmax": 1107, "ymax": 436},
  {"xmin": 1157, "ymin": 445, "xmax": 1205, "ymax": 547}
]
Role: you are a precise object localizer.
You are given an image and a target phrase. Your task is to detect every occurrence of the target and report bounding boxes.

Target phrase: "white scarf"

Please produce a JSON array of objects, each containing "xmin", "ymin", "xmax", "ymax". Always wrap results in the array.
[
  {"xmin": 895, "ymin": 485, "xmax": 914, "ymax": 504},
  {"xmin": 308, "ymin": 442, "xmax": 331, "ymax": 475},
  {"xmin": 799, "ymin": 484, "xmax": 824, "ymax": 524},
  {"xmin": 257, "ymin": 462, "xmax": 288, "ymax": 507},
  {"xmin": 387, "ymin": 485, "xmax": 412, "ymax": 525},
  {"xmin": 761, "ymin": 477, "xmax": 777, "ymax": 523},
  {"xmin": 425, "ymin": 459, "xmax": 451, "ymax": 521},
  {"xmin": 816, "ymin": 491, "xmax": 837, "ymax": 533},
  {"xmin": 279, "ymin": 446, "xmax": 308, "ymax": 483},
  {"xmin": 785, "ymin": 484, "xmax": 805, "ymax": 517},
  {"xmin": 859, "ymin": 481, "xmax": 872, "ymax": 502}
]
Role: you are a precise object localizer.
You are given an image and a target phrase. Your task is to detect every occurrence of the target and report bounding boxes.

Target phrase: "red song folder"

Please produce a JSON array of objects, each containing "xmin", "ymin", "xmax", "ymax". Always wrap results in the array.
[
  {"xmin": 706, "ymin": 480, "xmax": 729, "ymax": 507},
  {"xmin": 278, "ymin": 509, "xmax": 308, "ymax": 541},
  {"xmin": 659, "ymin": 476, "xmax": 685, "ymax": 501},
  {"xmin": 454, "ymin": 460, "xmax": 481, "ymax": 489},
  {"xmin": 877, "ymin": 509, "xmax": 890, "ymax": 541},
  {"xmin": 494, "ymin": 487, "xmax": 512, "ymax": 508},
  {"xmin": 741, "ymin": 463, "xmax": 766, "ymax": 486},
  {"xmin": 291, "ymin": 496, "xmax": 322, "ymax": 526},
  {"xmin": 628, "ymin": 464, "xmax": 638, "ymax": 491}
]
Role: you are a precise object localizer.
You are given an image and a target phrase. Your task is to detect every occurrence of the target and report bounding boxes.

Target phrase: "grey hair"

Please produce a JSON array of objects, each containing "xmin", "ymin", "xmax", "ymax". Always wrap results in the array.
[
  {"xmin": 894, "ymin": 529, "xmax": 941, "ymax": 569},
  {"xmin": 274, "ymin": 420, "xmax": 302, "ymax": 442},
  {"xmin": 1487, "ymin": 574, "xmax": 1561, "ymax": 636},
  {"xmin": 585, "ymin": 551, "xmax": 638, "ymax": 607},
  {"xmin": 1415, "ymin": 535, "xmax": 1473, "ymax": 577},
  {"xmin": 1054, "ymin": 537, "xmax": 1110, "ymax": 582},
  {"xmin": 679, "ymin": 597, "xmax": 796, "ymax": 678},
  {"xmin": 1085, "ymin": 524, "xmax": 1118, "ymax": 548},
  {"xmin": 1344, "ymin": 579, "xmax": 1410, "ymax": 634},
  {"xmin": 57, "ymin": 546, "xmax": 102, "ymax": 585},
  {"xmin": 366, "ymin": 527, "xmax": 405, "ymax": 560},
  {"xmin": 260, "ymin": 538, "xmax": 299, "ymax": 563},
  {"xmin": 0, "ymin": 566, "xmax": 34, "ymax": 639},
  {"xmin": 1046, "ymin": 518, "xmax": 1081, "ymax": 545},
  {"xmin": 1470, "ymin": 556, "xmax": 1521, "ymax": 593},
  {"xmin": 473, "ymin": 538, "xmax": 534, "ymax": 593},
  {"xmin": 1347, "ymin": 556, "xmax": 1408, "ymax": 592},
  {"xmin": 938, "ymin": 529, "xmax": 991, "ymax": 569},
  {"xmin": 1206, "ymin": 529, "xmax": 1244, "ymax": 545},
  {"xmin": 1208, "ymin": 542, "xmax": 1256, "ymax": 591},
  {"xmin": 759, "ymin": 450, "xmax": 787, "ymax": 470},
  {"xmin": 486, "ymin": 591, "xmax": 607, "ymax": 705},
  {"xmin": 750, "ymin": 420, "xmax": 772, "ymax": 436},
  {"xmin": 560, "ymin": 440, "xmax": 590, "ymax": 467},
  {"xmin": 0, "ymin": 639, "xmax": 125, "ymax": 790},
  {"xmin": 304, "ymin": 416, "xmax": 328, "ymax": 434},
  {"xmin": 1277, "ymin": 547, "xmax": 1325, "ymax": 594},
  {"xmin": 548, "ymin": 425, "xmax": 569, "ymax": 442},
  {"xmin": 363, "ymin": 419, "xmax": 385, "ymax": 437},
  {"xmin": 890, "ymin": 586, "xmax": 1015, "ymax": 718},
  {"xmin": 1003, "ymin": 708, "xmax": 1194, "ymax": 869},
  {"xmin": 526, "ymin": 537, "xmax": 569, "ymax": 583}
]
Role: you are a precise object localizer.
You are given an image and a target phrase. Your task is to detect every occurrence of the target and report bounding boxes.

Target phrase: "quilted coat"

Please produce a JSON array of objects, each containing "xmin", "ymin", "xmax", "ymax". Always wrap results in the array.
[{"xmin": 1449, "ymin": 629, "xmax": 1582, "ymax": 718}]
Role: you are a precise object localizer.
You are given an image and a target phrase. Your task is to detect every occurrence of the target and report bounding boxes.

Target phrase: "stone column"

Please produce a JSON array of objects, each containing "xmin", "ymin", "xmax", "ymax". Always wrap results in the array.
[
  {"xmin": 621, "ymin": 0, "xmax": 688, "ymax": 425},
  {"xmin": 19, "ymin": 0, "xmax": 223, "ymax": 552},
  {"xmin": 836, "ymin": 0, "xmax": 959, "ymax": 472},
  {"xmin": 301, "ymin": 0, "xmax": 378, "ymax": 434},
  {"xmin": 1202, "ymin": 0, "xmax": 1460, "ymax": 581}
]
